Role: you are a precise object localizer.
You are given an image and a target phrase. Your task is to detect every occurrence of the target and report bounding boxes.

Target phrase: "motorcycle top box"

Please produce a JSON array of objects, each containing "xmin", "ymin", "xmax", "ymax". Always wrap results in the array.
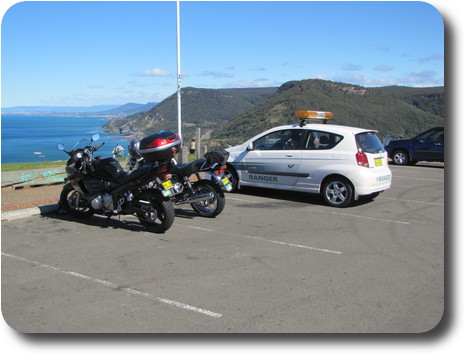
[{"xmin": 139, "ymin": 131, "xmax": 181, "ymax": 162}]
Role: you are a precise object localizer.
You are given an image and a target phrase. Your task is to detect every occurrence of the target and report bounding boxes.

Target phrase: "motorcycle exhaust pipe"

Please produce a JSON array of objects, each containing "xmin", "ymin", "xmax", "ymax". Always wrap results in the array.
[{"xmin": 175, "ymin": 192, "xmax": 215, "ymax": 205}]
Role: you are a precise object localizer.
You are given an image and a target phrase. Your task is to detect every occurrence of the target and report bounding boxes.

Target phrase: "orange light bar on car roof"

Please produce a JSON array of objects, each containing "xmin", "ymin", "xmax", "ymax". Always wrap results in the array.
[{"xmin": 296, "ymin": 110, "xmax": 333, "ymax": 119}]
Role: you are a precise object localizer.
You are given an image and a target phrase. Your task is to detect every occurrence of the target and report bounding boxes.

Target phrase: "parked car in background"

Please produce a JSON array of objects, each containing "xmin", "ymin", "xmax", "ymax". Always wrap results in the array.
[
  {"xmin": 224, "ymin": 110, "xmax": 392, "ymax": 208},
  {"xmin": 385, "ymin": 127, "xmax": 444, "ymax": 165}
]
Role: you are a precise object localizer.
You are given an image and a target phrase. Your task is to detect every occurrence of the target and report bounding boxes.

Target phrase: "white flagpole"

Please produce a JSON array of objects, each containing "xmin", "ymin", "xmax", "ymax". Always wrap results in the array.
[{"xmin": 176, "ymin": 0, "xmax": 182, "ymax": 142}]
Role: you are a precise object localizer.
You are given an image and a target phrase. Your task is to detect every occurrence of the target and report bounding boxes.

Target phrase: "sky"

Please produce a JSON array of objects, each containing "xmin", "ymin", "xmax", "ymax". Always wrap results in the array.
[{"xmin": 1, "ymin": 0, "xmax": 445, "ymax": 108}]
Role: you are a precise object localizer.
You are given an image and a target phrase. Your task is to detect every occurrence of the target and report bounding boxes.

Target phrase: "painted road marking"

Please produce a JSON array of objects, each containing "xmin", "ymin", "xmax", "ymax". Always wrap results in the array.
[
  {"xmin": 381, "ymin": 197, "xmax": 444, "ymax": 206},
  {"xmin": 176, "ymin": 223, "xmax": 343, "ymax": 255},
  {"xmin": 1, "ymin": 252, "xmax": 222, "ymax": 319},
  {"xmin": 227, "ymin": 196, "xmax": 410, "ymax": 225}
]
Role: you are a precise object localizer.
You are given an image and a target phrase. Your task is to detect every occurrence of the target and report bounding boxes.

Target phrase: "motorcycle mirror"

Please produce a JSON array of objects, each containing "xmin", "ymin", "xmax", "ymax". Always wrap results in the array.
[
  {"xmin": 57, "ymin": 143, "xmax": 65, "ymax": 151},
  {"xmin": 91, "ymin": 133, "xmax": 101, "ymax": 142}
]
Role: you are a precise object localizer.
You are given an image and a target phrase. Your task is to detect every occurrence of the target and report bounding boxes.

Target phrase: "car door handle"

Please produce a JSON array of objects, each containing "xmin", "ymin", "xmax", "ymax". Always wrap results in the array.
[{"xmin": 286, "ymin": 154, "xmax": 294, "ymax": 157}]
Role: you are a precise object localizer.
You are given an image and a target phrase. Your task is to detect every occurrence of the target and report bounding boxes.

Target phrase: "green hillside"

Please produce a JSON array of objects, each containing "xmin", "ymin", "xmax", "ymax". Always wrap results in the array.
[
  {"xmin": 211, "ymin": 79, "xmax": 444, "ymax": 146},
  {"xmin": 103, "ymin": 87, "xmax": 277, "ymax": 140}
]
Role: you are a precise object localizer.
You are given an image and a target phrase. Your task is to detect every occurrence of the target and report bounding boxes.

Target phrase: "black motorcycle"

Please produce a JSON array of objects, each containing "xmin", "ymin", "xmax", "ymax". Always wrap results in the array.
[
  {"xmin": 127, "ymin": 135, "xmax": 232, "ymax": 218},
  {"xmin": 57, "ymin": 133, "xmax": 178, "ymax": 233}
]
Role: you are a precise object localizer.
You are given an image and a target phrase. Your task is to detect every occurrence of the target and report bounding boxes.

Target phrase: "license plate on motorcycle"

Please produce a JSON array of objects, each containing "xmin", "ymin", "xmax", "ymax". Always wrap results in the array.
[
  {"xmin": 222, "ymin": 177, "xmax": 233, "ymax": 192},
  {"xmin": 162, "ymin": 180, "xmax": 173, "ymax": 189}
]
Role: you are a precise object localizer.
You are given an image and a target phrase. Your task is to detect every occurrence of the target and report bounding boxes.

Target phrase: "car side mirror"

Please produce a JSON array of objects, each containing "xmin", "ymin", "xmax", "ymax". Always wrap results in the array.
[{"xmin": 246, "ymin": 142, "xmax": 254, "ymax": 151}]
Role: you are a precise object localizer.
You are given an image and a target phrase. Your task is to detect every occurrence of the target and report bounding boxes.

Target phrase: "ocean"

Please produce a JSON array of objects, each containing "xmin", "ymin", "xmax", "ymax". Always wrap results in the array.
[{"xmin": 1, "ymin": 115, "xmax": 134, "ymax": 164}]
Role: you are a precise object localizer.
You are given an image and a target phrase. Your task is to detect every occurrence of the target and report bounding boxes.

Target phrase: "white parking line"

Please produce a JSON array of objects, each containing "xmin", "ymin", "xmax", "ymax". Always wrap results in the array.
[
  {"xmin": 393, "ymin": 175, "xmax": 442, "ymax": 182},
  {"xmin": 1, "ymin": 252, "xmax": 222, "ymax": 319},
  {"xmin": 244, "ymin": 235, "xmax": 343, "ymax": 254},
  {"xmin": 176, "ymin": 223, "xmax": 343, "ymax": 255},
  {"xmin": 328, "ymin": 211, "xmax": 409, "ymax": 225},
  {"xmin": 227, "ymin": 196, "xmax": 410, "ymax": 225},
  {"xmin": 381, "ymin": 197, "xmax": 444, "ymax": 206}
]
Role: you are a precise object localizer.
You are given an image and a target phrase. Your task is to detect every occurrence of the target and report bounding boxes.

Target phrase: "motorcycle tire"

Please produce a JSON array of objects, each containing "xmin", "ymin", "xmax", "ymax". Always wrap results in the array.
[
  {"xmin": 136, "ymin": 191, "xmax": 175, "ymax": 233},
  {"xmin": 190, "ymin": 180, "xmax": 225, "ymax": 218},
  {"xmin": 59, "ymin": 184, "xmax": 95, "ymax": 218}
]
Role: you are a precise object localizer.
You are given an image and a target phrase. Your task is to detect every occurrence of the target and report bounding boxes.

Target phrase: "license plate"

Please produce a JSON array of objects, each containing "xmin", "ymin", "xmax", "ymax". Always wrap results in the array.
[
  {"xmin": 162, "ymin": 189, "xmax": 173, "ymax": 197},
  {"xmin": 162, "ymin": 180, "xmax": 173, "ymax": 189},
  {"xmin": 374, "ymin": 158, "xmax": 383, "ymax": 166},
  {"xmin": 222, "ymin": 177, "xmax": 233, "ymax": 192}
]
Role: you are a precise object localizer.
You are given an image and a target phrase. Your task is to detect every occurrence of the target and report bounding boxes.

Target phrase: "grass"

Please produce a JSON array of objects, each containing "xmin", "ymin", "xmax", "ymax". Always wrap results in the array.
[
  {"xmin": 1, "ymin": 155, "xmax": 198, "ymax": 172},
  {"xmin": 1, "ymin": 160, "xmax": 67, "ymax": 172}
]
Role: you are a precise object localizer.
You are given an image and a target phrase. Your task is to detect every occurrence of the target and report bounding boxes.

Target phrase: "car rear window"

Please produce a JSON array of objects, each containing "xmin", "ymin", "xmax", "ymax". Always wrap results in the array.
[{"xmin": 356, "ymin": 132, "xmax": 385, "ymax": 153}]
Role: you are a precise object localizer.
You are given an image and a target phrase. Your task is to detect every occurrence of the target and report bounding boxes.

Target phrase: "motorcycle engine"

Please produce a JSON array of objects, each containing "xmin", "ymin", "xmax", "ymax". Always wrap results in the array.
[
  {"xmin": 90, "ymin": 194, "xmax": 114, "ymax": 212},
  {"xmin": 90, "ymin": 195, "xmax": 103, "ymax": 210}
]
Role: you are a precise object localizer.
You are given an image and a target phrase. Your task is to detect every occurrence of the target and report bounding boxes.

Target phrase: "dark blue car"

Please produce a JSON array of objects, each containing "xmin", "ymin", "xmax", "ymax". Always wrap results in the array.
[{"xmin": 385, "ymin": 127, "xmax": 444, "ymax": 165}]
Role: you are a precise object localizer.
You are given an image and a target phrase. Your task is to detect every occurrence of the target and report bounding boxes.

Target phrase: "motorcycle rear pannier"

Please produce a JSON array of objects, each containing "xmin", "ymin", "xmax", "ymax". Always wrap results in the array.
[{"xmin": 139, "ymin": 131, "xmax": 182, "ymax": 162}]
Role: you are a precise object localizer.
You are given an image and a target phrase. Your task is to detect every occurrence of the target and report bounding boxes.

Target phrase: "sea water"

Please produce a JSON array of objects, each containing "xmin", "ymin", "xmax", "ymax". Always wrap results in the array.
[{"xmin": 1, "ymin": 115, "xmax": 134, "ymax": 164}]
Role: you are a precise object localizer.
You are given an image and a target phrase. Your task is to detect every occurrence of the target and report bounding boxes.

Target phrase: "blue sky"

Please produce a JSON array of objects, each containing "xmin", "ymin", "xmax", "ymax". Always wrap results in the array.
[{"xmin": 1, "ymin": 1, "xmax": 445, "ymax": 107}]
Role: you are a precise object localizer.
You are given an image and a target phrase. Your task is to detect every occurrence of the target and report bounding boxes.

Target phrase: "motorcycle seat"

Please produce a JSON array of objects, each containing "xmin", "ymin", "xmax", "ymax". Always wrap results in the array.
[
  {"xmin": 116, "ymin": 165, "xmax": 151, "ymax": 184},
  {"xmin": 92, "ymin": 157, "xmax": 150, "ymax": 184},
  {"xmin": 170, "ymin": 159, "xmax": 206, "ymax": 177}
]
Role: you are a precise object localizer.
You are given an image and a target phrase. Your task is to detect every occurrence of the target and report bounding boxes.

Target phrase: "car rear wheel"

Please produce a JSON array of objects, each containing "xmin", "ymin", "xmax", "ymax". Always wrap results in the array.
[
  {"xmin": 224, "ymin": 165, "xmax": 239, "ymax": 192},
  {"xmin": 322, "ymin": 177, "xmax": 354, "ymax": 208},
  {"xmin": 392, "ymin": 149, "xmax": 409, "ymax": 165}
]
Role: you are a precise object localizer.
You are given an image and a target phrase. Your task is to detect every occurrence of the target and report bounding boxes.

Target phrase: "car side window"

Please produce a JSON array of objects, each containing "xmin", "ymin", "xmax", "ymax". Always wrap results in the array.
[
  {"xmin": 431, "ymin": 130, "xmax": 444, "ymax": 142},
  {"xmin": 417, "ymin": 129, "xmax": 444, "ymax": 142},
  {"xmin": 253, "ymin": 129, "xmax": 305, "ymax": 150},
  {"xmin": 304, "ymin": 131, "xmax": 343, "ymax": 150}
]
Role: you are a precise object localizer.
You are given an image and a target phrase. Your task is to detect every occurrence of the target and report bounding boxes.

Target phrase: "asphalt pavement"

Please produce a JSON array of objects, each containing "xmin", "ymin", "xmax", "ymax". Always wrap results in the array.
[{"xmin": 1, "ymin": 163, "xmax": 445, "ymax": 333}]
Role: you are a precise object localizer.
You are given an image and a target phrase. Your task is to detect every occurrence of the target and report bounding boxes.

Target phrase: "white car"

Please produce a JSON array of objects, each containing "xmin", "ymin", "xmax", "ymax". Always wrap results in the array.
[{"xmin": 224, "ymin": 111, "xmax": 392, "ymax": 207}]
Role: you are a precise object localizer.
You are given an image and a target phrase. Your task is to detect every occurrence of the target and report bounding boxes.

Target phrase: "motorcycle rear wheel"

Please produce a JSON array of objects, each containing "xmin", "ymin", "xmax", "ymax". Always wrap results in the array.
[
  {"xmin": 137, "ymin": 193, "xmax": 175, "ymax": 233},
  {"xmin": 60, "ymin": 184, "xmax": 95, "ymax": 218},
  {"xmin": 190, "ymin": 180, "xmax": 225, "ymax": 217}
]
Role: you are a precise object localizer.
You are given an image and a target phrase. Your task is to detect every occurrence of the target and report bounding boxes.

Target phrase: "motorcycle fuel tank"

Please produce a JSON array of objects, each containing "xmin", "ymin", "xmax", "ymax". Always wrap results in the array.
[{"xmin": 139, "ymin": 131, "xmax": 181, "ymax": 162}]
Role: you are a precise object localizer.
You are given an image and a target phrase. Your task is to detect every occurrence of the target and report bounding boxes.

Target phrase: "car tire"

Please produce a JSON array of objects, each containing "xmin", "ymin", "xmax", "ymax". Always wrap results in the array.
[
  {"xmin": 322, "ymin": 177, "xmax": 354, "ymax": 208},
  {"xmin": 392, "ymin": 149, "xmax": 410, "ymax": 165},
  {"xmin": 224, "ymin": 164, "xmax": 239, "ymax": 192}
]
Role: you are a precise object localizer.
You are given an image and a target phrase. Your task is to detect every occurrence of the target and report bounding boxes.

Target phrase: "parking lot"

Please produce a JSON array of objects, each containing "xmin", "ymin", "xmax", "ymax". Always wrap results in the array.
[{"xmin": 1, "ymin": 163, "xmax": 444, "ymax": 333}]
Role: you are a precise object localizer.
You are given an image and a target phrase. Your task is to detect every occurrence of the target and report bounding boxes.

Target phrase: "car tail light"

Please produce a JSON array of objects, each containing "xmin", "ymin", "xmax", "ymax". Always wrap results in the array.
[{"xmin": 356, "ymin": 152, "xmax": 370, "ymax": 168}]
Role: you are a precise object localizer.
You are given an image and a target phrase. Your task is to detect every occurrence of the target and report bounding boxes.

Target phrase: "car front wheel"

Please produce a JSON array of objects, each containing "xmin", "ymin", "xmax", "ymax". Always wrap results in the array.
[{"xmin": 322, "ymin": 177, "xmax": 354, "ymax": 208}]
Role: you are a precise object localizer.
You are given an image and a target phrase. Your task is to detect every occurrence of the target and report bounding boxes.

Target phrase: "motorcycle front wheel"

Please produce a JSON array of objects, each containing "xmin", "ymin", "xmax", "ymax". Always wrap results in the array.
[
  {"xmin": 59, "ymin": 184, "xmax": 95, "ymax": 218},
  {"xmin": 136, "ymin": 191, "xmax": 175, "ymax": 233},
  {"xmin": 190, "ymin": 180, "xmax": 225, "ymax": 217}
]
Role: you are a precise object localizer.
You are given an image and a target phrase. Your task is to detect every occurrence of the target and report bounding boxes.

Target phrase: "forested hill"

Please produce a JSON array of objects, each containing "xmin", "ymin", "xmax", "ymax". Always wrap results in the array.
[
  {"xmin": 211, "ymin": 79, "xmax": 444, "ymax": 146},
  {"xmin": 103, "ymin": 87, "xmax": 277, "ymax": 139}
]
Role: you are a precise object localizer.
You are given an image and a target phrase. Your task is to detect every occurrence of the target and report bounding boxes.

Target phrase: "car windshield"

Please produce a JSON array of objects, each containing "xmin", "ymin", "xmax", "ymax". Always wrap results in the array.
[{"xmin": 356, "ymin": 132, "xmax": 385, "ymax": 153}]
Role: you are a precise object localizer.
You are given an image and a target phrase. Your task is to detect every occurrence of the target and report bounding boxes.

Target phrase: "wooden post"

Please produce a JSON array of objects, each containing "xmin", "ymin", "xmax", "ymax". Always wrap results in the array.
[
  {"xmin": 181, "ymin": 146, "xmax": 189, "ymax": 164},
  {"xmin": 196, "ymin": 128, "xmax": 201, "ymax": 159}
]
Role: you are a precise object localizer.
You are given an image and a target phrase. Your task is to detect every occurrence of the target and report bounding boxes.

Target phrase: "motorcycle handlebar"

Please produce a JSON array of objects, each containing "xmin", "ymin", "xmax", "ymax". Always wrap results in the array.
[{"xmin": 93, "ymin": 142, "xmax": 105, "ymax": 151}]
